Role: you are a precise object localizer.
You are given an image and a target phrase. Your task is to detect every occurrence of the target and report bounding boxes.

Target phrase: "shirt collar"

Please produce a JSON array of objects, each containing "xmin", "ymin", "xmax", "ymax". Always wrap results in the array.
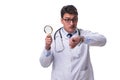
[{"xmin": 61, "ymin": 27, "xmax": 77, "ymax": 38}]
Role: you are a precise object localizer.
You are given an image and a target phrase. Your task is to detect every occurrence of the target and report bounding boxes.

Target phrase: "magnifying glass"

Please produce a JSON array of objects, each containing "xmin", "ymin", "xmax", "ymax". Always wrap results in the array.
[{"xmin": 44, "ymin": 25, "xmax": 53, "ymax": 34}]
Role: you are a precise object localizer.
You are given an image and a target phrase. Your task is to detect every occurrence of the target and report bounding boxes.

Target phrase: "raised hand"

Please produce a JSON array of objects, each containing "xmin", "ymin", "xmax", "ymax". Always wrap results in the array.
[{"xmin": 45, "ymin": 34, "xmax": 52, "ymax": 50}]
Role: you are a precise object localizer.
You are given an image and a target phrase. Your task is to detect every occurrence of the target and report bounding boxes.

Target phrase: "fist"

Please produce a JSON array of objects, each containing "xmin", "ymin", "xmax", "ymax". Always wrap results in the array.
[
  {"xmin": 69, "ymin": 36, "xmax": 84, "ymax": 48},
  {"xmin": 45, "ymin": 34, "xmax": 52, "ymax": 50}
]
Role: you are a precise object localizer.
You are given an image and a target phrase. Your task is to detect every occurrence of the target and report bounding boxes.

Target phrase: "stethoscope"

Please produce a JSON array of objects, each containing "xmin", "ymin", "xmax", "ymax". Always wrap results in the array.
[{"xmin": 54, "ymin": 27, "xmax": 81, "ymax": 53}]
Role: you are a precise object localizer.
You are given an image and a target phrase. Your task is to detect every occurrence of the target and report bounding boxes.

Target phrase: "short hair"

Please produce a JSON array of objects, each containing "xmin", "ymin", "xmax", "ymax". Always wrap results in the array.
[{"xmin": 61, "ymin": 5, "xmax": 78, "ymax": 18}]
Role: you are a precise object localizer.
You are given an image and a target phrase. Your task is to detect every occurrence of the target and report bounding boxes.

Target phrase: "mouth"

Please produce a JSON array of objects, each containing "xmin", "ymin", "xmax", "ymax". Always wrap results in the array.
[
  {"xmin": 70, "ymin": 26, "xmax": 76, "ymax": 29},
  {"xmin": 68, "ymin": 26, "xmax": 76, "ymax": 33}
]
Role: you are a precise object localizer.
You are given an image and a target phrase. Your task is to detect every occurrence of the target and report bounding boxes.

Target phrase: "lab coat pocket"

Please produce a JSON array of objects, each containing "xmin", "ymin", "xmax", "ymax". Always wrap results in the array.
[
  {"xmin": 72, "ymin": 49, "xmax": 81, "ymax": 59},
  {"xmin": 79, "ymin": 69, "xmax": 89, "ymax": 80},
  {"xmin": 73, "ymin": 53, "xmax": 81, "ymax": 60}
]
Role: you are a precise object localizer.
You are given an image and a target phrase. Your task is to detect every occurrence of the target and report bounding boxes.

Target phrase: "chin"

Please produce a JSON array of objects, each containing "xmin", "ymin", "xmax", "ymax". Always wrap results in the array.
[{"xmin": 69, "ymin": 29, "xmax": 76, "ymax": 33}]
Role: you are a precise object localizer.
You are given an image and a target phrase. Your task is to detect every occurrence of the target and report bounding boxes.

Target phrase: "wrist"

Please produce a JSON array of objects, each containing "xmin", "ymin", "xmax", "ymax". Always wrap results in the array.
[{"xmin": 80, "ymin": 36, "xmax": 85, "ymax": 43}]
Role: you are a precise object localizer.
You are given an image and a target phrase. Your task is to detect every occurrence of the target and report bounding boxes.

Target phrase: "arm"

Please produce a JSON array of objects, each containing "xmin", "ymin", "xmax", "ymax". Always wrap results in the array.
[
  {"xmin": 83, "ymin": 30, "xmax": 107, "ymax": 46},
  {"xmin": 69, "ymin": 30, "xmax": 106, "ymax": 48},
  {"xmin": 39, "ymin": 34, "xmax": 53, "ymax": 67}
]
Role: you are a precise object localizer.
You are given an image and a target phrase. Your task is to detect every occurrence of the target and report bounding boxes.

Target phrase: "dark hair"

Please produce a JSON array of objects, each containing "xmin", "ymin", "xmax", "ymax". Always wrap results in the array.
[{"xmin": 61, "ymin": 5, "xmax": 78, "ymax": 18}]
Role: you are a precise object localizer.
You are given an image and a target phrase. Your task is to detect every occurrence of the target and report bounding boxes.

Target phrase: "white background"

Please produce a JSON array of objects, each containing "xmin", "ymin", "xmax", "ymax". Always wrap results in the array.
[{"xmin": 0, "ymin": 0, "xmax": 120, "ymax": 80}]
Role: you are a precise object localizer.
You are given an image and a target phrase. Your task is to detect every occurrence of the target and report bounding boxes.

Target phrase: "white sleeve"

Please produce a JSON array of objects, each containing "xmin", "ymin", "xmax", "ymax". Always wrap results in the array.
[
  {"xmin": 82, "ymin": 30, "xmax": 107, "ymax": 46},
  {"xmin": 39, "ymin": 49, "xmax": 53, "ymax": 67}
]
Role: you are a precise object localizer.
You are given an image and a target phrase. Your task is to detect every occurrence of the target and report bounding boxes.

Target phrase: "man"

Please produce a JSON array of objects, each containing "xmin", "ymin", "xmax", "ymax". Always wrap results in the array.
[{"xmin": 40, "ymin": 5, "xmax": 106, "ymax": 80}]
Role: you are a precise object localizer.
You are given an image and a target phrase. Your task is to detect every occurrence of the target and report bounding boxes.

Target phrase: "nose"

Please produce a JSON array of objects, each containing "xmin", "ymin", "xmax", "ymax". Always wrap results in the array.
[{"xmin": 69, "ymin": 20, "xmax": 74, "ymax": 25}]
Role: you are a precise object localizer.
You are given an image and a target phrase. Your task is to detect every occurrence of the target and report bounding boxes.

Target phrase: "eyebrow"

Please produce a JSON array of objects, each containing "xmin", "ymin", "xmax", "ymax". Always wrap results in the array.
[
  {"xmin": 63, "ymin": 16, "xmax": 78, "ymax": 19},
  {"xmin": 63, "ymin": 17, "xmax": 71, "ymax": 19},
  {"xmin": 63, "ymin": 17, "xmax": 77, "ymax": 19}
]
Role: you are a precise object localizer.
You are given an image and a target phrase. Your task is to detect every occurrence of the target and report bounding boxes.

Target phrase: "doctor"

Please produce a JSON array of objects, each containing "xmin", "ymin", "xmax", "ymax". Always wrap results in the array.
[{"xmin": 40, "ymin": 5, "xmax": 106, "ymax": 80}]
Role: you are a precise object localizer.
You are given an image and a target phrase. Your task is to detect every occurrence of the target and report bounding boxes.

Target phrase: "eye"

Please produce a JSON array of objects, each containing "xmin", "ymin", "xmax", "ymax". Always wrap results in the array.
[
  {"xmin": 63, "ymin": 18, "xmax": 71, "ymax": 22},
  {"xmin": 73, "ymin": 18, "xmax": 78, "ymax": 21},
  {"xmin": 63, "ymin": 18, "xmax": 78, "ymax": 23}
]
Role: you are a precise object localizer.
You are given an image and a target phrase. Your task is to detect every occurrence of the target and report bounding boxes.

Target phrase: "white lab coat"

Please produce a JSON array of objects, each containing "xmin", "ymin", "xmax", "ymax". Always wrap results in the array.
[{"xmin": 40, "ymin": 28, "xmax": 106, "ymax": 80}]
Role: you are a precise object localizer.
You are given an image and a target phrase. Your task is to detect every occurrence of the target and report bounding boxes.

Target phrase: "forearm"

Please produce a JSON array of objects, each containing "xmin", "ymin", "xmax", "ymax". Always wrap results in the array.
[
  {"xmin": 84, "ymin": 34, "xmax": 106, "ymax": 46},
  {"xmin": 40, "ymin": 49, "xmax": 53, "ymax": 67}
]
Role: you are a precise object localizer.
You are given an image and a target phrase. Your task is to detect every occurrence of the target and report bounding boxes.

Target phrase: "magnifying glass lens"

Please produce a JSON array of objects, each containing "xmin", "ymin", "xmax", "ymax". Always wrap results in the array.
[{"xmin": 44, "ymin": 25, "xmax": 53, "ymax": 34}]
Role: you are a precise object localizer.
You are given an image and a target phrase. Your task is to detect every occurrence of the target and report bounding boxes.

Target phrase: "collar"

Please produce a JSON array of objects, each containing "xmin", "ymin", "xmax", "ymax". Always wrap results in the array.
[{"xmin": 61, "ymin": 27, "xmax": 77, "ymax": 38}]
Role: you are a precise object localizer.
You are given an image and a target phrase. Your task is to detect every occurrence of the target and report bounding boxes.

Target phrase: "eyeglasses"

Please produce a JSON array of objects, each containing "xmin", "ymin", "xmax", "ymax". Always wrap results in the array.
[{"xmin": 63, "ymin": 18, "xmax": 78, "ymax": 23}]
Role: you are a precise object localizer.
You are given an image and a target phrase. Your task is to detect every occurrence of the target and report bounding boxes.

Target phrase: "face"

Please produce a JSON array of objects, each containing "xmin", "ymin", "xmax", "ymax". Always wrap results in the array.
[{"xmin": 61, "ymin": 13, "xmax": 78, "ymax": 33}]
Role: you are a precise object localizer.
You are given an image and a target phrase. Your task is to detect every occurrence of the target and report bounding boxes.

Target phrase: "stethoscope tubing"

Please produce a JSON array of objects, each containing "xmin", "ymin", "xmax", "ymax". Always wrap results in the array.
[
  {"xmin": 54, "ymin": 27, "xmax": 81, "ymax": 52},
  {"xmin": 54, "ymin": 27, "xmax": 80, "ymax": 40}
]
